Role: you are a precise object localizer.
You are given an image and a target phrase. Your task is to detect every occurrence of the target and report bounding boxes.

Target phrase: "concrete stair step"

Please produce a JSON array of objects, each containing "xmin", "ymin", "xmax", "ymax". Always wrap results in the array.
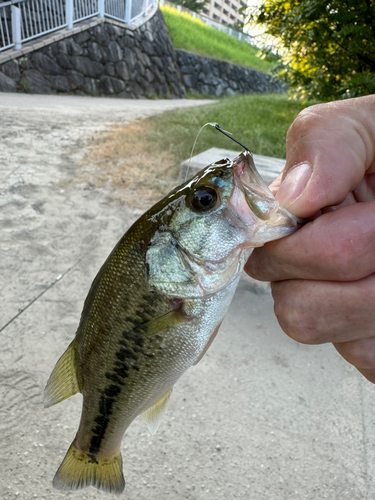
[{"xmin": 180, "ymin": 147, "xmax": 285, "ymax": 185}]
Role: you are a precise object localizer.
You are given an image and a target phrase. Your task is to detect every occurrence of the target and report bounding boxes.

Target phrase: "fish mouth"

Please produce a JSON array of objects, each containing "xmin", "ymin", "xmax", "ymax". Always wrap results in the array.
[{"xmin": 228, "ymin": 152, "xmax": 301, "ymax": 246}]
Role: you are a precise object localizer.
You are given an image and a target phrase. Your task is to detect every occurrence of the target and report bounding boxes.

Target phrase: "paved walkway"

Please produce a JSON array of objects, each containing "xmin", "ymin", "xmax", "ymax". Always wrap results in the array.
[{"xmin": 0, "ymin": 93, "xmax": 374, "ymax": 500}]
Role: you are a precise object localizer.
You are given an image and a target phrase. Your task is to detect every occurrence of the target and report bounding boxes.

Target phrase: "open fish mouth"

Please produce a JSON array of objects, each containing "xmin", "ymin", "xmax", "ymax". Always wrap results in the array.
[{"xmin": 228, "ymin": 151, "xmax": 301, "ymax": 245}]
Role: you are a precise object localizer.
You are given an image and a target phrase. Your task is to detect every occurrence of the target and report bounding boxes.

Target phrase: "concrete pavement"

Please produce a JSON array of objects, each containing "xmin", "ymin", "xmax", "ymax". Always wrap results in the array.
[{"xmin": 1, "ymin": 93, "xmax": 374, "ymax": 500}]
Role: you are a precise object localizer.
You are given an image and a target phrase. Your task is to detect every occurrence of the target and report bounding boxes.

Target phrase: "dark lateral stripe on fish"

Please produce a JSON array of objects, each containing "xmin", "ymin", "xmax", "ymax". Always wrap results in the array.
[
  {"xmin": 105, "ymin": 372, "xmax": 123, "ymax": 385},
  {"xmin": 88, "ymin": 305, "xmax": 183, "ymax": 455},
  {"xmin": 116, "ymin": 348, "xmax": 139, "ymax": 361},
  {"xmin": 88, "ymin": 340, "xmax": 144, "ymax": 454},
  {"xmin": 90, "ymin": 393, "xmax": 116, "ymax": 455},
  {"xmin": 89, "ymin": 387, "xmax": 126, "ymax": 455}
]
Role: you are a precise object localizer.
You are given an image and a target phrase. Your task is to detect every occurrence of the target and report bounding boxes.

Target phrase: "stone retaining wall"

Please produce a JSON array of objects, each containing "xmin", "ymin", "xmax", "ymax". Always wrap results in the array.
[
  {"xmin": 0, "ymin": 10, "xmax": 185, "ymax": 98},
  {"xmin": 176, "ymin": 49, "xmax": 284, "ymax": 97},
  {"xmin": 0, "ymin": 9, "xmax": 284, "ymax": 98}
]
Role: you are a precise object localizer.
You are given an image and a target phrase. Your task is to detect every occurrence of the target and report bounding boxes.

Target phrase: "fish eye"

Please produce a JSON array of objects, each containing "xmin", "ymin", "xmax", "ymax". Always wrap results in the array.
[{"xmin": 190, "ymin": 187, "xmax": 218, "ymax": 212}]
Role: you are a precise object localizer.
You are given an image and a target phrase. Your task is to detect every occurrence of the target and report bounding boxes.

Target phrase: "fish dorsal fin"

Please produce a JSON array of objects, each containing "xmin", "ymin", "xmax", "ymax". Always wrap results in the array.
[
  {"xmin": 141, "ymin": 388, "xmax": 173, "ymax": 435},
  {"xmin": 44, "ymin": 340, "xmax": 82, "ymax": 408},
  {"xmin": 193, "ymin": 324, "xmax": 221, "ymax": 366}
]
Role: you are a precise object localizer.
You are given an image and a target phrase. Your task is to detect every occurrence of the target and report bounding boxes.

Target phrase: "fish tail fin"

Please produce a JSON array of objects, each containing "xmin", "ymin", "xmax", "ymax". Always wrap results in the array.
[
  {"xmin": 44, "ymin": 339, "xmax": 82, "ymax": 408},
  {"xmin": 53, "ymin": 441, "xmax": 125, "ymax": 494}
]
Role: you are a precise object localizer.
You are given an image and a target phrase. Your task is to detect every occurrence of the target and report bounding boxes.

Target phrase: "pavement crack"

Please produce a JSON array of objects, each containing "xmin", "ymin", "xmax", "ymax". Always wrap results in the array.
[{"xmin": 0, "ymin": 258, "xmax": 84, "ymax": 333}]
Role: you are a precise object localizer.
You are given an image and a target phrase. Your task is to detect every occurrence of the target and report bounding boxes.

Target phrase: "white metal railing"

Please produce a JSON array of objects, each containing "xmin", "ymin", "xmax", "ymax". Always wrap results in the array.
[
  {"xmin": 0, "ymin": 3, "xmax": 11, "ymax": 49},
  {"xmin": 104, "ymin": 0, "xmax": 149, "ymax": 24},
  {"xmin": 73, "ymin": 0, "xmax": 100, "ymax": 24},
  {"xmin": 104, "ymin": 0, "xmax": 127, "ymax": 22},
  {"xmin": 0, "ymin": 0, "xmax": 29, "ymax": 51},
  {"xmin": 0, "ymin": 0, "xmax": 155, "ymax": 52},
  {"xmin": 160, "ymin": 0, "xmax": 254, "ymax": 46},
  {"xmin": 20, "ymin": 0, "xmax": 67, "ymax": 43}
]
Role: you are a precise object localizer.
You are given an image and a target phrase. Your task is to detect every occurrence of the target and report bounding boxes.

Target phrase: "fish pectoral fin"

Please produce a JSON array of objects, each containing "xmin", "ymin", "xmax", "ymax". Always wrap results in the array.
[
  {"xmin": 44, "ymin": 339, "xmax": 82, "ymax": 408},
  {"xmin": 129, "ymin": 307, "xmax": 190, "ymax": 337},
  {"xmin": 193, "ymin": 324, "xmax": 221, "ymax": 365},
  {"xmin": 141, "ymin": 388, "xmax": 173, "ymax": 435}
]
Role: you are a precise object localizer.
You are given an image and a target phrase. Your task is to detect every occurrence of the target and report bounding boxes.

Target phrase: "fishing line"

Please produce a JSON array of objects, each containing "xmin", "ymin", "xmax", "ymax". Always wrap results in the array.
[
  {"xmin": 185, "ymin": 122, "xmax": 217, "ymax": 181},
  {"xmin": 184, "ymin": 123, "xmax": 251, "ymax": 181}
]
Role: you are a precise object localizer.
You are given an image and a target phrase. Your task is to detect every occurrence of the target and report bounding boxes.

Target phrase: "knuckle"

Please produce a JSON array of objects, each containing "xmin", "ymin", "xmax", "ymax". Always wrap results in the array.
[
  {"xmin": 319, "ymin": 230, "xmax": 354, "ymax": 276},
  {"xmin": 287, "ymin": 104, "xmax": 326, "ymax": 142},
  {"xmin": 318, "ymin": 213, "xmax": 375, "ymax": 280}
]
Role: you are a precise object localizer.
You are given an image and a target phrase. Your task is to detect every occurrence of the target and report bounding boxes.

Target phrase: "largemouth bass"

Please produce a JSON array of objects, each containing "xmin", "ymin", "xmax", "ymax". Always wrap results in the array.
[{"xmin": 44, "ymin": 151, "xmax": 299, "ymax": 493}]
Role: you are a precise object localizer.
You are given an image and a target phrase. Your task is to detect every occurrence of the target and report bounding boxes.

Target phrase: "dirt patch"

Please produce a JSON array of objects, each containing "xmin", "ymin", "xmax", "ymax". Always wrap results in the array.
[{"xmin": 79, "ymin": 121, "xmax": 181, "ymax": 210}]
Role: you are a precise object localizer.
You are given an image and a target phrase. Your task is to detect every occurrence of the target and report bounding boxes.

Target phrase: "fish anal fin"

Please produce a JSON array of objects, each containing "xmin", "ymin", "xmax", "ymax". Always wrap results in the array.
[
  {"xmin": 53, "ymin": 441, "xmax": 125, "ymax": 494},
  {"xmin": 193, "ymin": 324, "xmax": 221, "ymax": 366},
  {"xmin": 141, "ymin": 387, "xmax": 173, "ymax": 435},
  {"xmin": 44, "ymin": 340, "xmax": 82, "ymax": 408}
]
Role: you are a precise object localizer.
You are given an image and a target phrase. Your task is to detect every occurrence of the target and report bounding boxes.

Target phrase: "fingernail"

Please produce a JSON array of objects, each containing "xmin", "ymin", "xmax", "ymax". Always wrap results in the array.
[{"xmin": 275, "ymin": 162, "xmax": 312, "ymax": 208}]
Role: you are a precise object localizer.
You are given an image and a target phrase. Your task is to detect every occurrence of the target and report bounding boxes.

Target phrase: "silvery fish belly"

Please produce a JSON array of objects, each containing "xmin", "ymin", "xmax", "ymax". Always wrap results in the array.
[{"xmin": 44, "ymin": 151, "xmax": 299, "ymax": 494}]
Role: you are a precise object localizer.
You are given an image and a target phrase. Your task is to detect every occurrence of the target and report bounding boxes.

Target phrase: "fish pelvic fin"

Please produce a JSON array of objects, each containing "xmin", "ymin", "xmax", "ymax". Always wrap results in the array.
[
  {"xmin": 141, "ymin": 387, "xmax": 173, "ymax": 435},
  {"xmin": 53, "ymin": 441, "xmax": 125, "ymax": 494},
  {"xmin": 44, "ymin": 339, "xmax": 82, "ymax": 408}
]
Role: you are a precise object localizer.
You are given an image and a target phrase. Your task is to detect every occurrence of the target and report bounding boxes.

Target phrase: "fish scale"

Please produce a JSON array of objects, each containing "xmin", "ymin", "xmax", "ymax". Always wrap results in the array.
[{"xmin": 44, "ymin": 152, "xmax": 299, "ymax": 493}]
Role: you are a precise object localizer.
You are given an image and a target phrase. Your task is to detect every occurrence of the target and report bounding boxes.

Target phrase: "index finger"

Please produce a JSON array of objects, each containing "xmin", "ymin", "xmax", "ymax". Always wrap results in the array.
[{"xmin": 245, "ymin": 200, "xmax": 375, "ymax": 282}]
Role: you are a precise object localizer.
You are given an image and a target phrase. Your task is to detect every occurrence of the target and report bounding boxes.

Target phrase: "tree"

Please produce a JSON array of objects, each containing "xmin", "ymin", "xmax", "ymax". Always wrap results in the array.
[
  {"xmin": 230, "ymin": 18, "xmax": 245, "ymax": 33},
  {"xmin": 248, "ymin": 0, "xmax": 375, "ymax": 101},
  {"xmin": 169, "ymin": 0, "xmax": 209, "ymax": 14}
]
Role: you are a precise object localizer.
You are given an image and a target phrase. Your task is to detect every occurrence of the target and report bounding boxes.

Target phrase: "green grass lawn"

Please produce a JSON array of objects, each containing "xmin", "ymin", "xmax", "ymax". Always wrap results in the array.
[
  {"xmin": 161, "ymin": 6, "xmax": 274, "ymax": 73},
  {"xmin": 144, "ymin": 93, "xmax": 308, "ymax": 163}
]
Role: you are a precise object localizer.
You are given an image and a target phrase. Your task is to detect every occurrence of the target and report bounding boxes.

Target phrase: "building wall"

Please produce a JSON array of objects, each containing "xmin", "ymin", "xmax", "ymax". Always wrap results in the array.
[{"xmin": 203, "ymin": 0, "xmax": 246, "ymax": 26}]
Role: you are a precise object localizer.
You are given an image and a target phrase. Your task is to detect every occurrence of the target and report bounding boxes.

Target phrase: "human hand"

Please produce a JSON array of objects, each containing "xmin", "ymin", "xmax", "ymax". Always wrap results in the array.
[{"xmin": 245, "ymin": 95, "xmax": 375, "ymax": 382}]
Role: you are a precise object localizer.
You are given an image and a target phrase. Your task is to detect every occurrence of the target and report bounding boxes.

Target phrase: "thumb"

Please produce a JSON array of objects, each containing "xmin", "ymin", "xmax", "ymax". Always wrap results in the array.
[{"xmin": 275, "ymin": 97, "xmax": 375, "ymax": 218}]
